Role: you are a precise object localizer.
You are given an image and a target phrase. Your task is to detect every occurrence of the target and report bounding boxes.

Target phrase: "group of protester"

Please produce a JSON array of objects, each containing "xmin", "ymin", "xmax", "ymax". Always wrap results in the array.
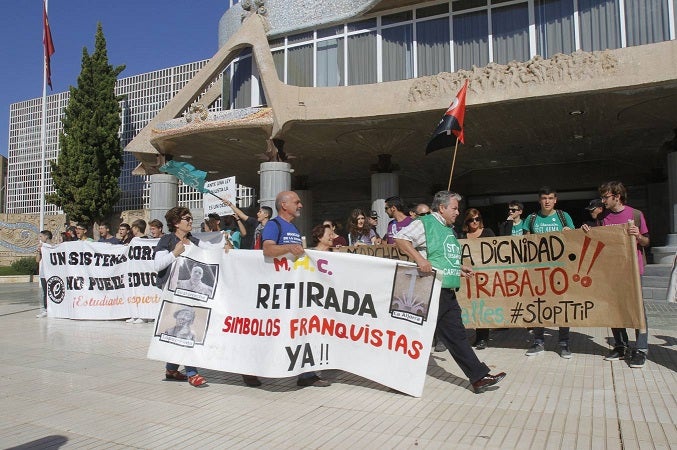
[{"xmin": 38, "ymin": 179, "xmax": 650, "ymax": 393}]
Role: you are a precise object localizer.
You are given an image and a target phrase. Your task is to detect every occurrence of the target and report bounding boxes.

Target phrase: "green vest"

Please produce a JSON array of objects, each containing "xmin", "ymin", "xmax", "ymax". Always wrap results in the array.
[{"xmin": 420, "ymin": 214, "xmax": 462, "ymax": 288}]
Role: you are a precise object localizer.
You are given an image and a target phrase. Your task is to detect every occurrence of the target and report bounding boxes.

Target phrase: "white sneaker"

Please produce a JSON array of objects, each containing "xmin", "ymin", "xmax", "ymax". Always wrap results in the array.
[
  {"xmin": 126, "ymin": 318, "xmax": 136, "ymax": 323},
  {"xmin": 133, "ymin": 318, "xmax": 145, "ymax": 324},
  {"xmin": 36, "ymin": 310, "xmax": 47, "ymax": 318}
]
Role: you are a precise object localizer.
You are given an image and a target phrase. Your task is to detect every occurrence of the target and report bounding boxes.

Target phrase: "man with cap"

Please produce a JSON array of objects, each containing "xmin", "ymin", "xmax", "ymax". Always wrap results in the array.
[
  {"xmin": 583, "ymin": 198, "xmax": 605, "ymax": 227},
  {"xmin": 368, "ymin": 210, "xmax": 382, "ymax": 242}
]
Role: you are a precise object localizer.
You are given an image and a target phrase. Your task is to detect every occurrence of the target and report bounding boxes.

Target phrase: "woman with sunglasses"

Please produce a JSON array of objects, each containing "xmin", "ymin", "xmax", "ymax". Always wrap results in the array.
[
  {"xmin": 460, "ymin": 208, "xmax": 495, "ymax": 350},
  {"xmin": 153, "ymin": 206, "xmax": 247, "ymax": 387}
]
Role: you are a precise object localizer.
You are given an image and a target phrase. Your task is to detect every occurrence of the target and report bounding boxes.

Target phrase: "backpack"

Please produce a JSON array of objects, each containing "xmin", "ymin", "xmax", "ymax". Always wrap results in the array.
[{"xmin": 526, "ymin": 209, "xmax": 568, "ymax": 234}]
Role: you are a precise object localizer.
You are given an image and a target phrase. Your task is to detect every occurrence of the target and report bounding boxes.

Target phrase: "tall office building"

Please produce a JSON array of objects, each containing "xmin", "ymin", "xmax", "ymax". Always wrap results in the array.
[{"xmin": 6, "ymin": 59, "xmax": 226, "ymax": 215}]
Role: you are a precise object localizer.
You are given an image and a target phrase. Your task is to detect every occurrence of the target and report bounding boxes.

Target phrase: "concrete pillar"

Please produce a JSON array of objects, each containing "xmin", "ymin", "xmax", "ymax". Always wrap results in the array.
[
  {"xmin": 149, "ymin": 173, "xmax": 178, "ymax": 229},
  {"xmin": 259, "ymin": 162, "xmax": 292, "ymax": 215},
  {"xmin": 371, "ymin": 173, "xmax": 399, "ymax": 238},
  {"xmin": 669, "ymin": 152, "xmax": 677, "ymax": 233},
  {"xmin": 297, "ymin": 190, "xmax": 312, "ymax": 246}
]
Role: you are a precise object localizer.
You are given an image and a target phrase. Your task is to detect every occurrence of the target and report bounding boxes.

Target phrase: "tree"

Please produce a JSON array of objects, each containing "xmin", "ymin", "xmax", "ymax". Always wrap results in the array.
[{"xmin": 47, "ymin": 23, "xmax": 125, "ymax": 224}]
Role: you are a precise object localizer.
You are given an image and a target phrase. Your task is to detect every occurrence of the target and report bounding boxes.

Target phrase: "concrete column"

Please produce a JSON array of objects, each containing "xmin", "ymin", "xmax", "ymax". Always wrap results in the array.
[
  {"xmin": 259, "ymin": 162, "xmax": 292, "ymax": 215},
  {"xmin": 669, "ymin": 152, "xmax": 677, "ymax": 233},
  {"xmin": 148, "ymin": 173, "xmax": 178, "ymax": 229},
  {"xmin": 297, "ymin": 190, "xmax": 312, "ymax": 246},
  {"xmin": 371, "ymin": 173, "xmax": 399, "ymax": 238}
]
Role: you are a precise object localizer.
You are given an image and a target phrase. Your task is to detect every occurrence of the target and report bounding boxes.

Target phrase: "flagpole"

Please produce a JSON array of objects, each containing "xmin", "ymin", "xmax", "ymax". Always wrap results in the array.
[
  {"xmin": 447, "ymin": 138, "xmax": 460, "ymax": 191},
  {"xmin": 39, "ymin": 0, "xmax": 50, "ymax": 231}
]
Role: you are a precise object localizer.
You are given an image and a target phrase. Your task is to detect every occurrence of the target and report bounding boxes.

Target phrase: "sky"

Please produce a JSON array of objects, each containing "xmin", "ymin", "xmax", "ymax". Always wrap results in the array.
[{"xmin": 0, "ymin": 0, "xmax": 231, "ymax": 158}]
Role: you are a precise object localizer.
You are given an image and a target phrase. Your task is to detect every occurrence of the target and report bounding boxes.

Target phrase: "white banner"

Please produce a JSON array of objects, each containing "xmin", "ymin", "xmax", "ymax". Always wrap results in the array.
[
  {"xmin": 203, "ymin": 176, "xmax": 236, "ymax": 216},
  {"xmin": 42, "ymin": 238, "xmax": 162, "ymax": 320},
  {"xmin": 147, "ymin": 248, "xmax": 441, "ymax": 397}
]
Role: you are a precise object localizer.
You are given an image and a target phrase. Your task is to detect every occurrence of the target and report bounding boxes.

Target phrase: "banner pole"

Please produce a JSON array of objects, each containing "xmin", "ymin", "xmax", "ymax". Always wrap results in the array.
[{"xmin": 447, "ymin": 138, "xmax": 460, "ymax": 191}]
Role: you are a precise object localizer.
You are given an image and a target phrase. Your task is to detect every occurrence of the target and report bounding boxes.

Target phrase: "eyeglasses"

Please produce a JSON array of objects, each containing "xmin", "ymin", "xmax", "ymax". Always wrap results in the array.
[
  {"xmin": 181, "ymin": 216, "xmax": 193, "ymax": 222},
  {"xmin": 508, "ymin": 208, "xmax": 520, "ymax": 212},
  {"xmin": 467, "ymin": 217, "xmax": 481, "ymax": 223},
  {"xmin": 600, "ymin": 194, "xmax": 614, "ymax": 200},
  {"xmin": 417, "ymin": 212, "xmax": 430, "ymax": 216}
]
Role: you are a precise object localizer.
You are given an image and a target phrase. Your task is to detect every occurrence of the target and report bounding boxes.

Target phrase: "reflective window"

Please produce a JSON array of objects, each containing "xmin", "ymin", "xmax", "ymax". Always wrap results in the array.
[
  {"xmin": 625, "ymin": 0, "xmax": 671, "ymax": 46},
  {"xmin": 382, "ymin": 24, "xmax": 414, "ymax": 81},
  {"xmin": 288, "ymin": 44, "xmax": 313, "ymax": 86},
  {"xmin": 317, "ymin": 38, "xmax": 345, "ymax": 86},
  {"xmin": 578, "ymin": 0, "xmax": 621, "ymax": 51},
  {"xmin": 536, "ymin": 0, "xmax": 575, "ymax": 58},
  {"xmin": 417, "ymin": 17, "xmax": 451, "ymax": 76},
  {"xmin": 492, "ymin": 3, "xmax": 530, "ymax": 64},
  {"xmin": 454, "ymin": 10, "xmax": 489, "ymax": 70},
  {"xmin": 348, "ymin": 31, "xmax": 377, "ymax": 85}
]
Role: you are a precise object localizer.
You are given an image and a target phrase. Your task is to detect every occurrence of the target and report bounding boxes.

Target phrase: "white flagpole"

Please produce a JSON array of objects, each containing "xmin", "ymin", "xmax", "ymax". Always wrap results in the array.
[{"xmin": 39, "ymin": 0, "xmax": 49, "ymax": 231}]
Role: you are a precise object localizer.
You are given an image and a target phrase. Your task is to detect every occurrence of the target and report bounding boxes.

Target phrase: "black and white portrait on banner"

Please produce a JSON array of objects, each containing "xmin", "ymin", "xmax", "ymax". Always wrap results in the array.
[
  {"xmin": 156, "ymin": 301, "xmax": 211, "ymax": 347},
  {"xmin": 167, "ymin": 257, "xmax": 218, "ymax": 301},
  {"xmin": 389, "ymin": 264, "xmax": 435, "ymax": 324}
]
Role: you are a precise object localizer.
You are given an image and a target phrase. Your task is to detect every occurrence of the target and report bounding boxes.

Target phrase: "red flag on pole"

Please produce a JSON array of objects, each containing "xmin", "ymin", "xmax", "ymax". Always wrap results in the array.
[
  {"xmin": 425, "ymin": 80, "xmax": 468, "ymax": 154},
  {"xmin": 43, "ymin": 1, "xmax": 55, "ymax": 90}
]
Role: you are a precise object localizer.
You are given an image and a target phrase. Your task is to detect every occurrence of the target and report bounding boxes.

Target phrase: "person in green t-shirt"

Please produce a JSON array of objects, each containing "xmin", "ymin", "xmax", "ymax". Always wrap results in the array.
[
  {"xmin": 395, "ymin": 190, "xmax": 506, "ymax": 394},
  {"xmin": 524, "ymin": 186, "xmax": 574, "ymax": 359}
]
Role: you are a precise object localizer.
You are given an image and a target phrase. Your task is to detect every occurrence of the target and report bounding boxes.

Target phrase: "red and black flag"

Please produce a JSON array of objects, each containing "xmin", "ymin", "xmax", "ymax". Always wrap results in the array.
[
  {"xmin": 425, "ymin": 80, "xmax": 468, "ymax": 154},
  {"xmin": 43, "ymin": 1, "xmax": 55, "ymax": 90}
]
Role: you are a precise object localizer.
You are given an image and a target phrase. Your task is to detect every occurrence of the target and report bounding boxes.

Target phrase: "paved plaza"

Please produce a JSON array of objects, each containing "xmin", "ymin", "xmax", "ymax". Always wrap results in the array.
[{"xmin": 1, "ymin": 282, "xmax": 675, "ymax": 449}]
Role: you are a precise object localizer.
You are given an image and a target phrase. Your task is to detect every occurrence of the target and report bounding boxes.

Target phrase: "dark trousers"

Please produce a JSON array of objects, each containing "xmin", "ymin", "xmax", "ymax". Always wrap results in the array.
[
  {"xmin": 40, "ymin": 277, "xmax": 47, "ymax": 309},
  {"xmin": 533, "ymin": 327, "xmax": 570, "ymax": 345},
  {"xmin": 437, "ymin": 288, "xmax": 490, "ymax": 384}
]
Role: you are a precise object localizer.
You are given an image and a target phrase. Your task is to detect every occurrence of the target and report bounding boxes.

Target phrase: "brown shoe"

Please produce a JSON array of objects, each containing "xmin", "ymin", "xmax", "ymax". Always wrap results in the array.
[
  {"xmin": 297, "ymin": 375, "xmax": 331, "ymax": 387},
  {"xmin": 165, "ymin": 369, "xmax": 187, "ymax": 381},
  {"xmin": 242, "ymin": 375, "xmax": 262, "ymax": 387},
  {"xmin": 472, "ymin": 372, "xmax": 506, "ymax": 394}
]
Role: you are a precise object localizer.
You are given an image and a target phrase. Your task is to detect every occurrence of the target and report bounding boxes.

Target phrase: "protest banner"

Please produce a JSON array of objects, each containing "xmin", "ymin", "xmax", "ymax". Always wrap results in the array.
[
  {"xmin": 147, "ymin": 248, "xmax": 439, "ymax": 397},
  {"xmin": 203, "ymin": 177, "xmax": 236, "ymax": 216},
  {"xmin": 457, "ymin": 225, "xmax": 644, "ymax": 329},
  {"xmin": 42, "ymin": 238, "xmax": 162, "ymax": 320}
]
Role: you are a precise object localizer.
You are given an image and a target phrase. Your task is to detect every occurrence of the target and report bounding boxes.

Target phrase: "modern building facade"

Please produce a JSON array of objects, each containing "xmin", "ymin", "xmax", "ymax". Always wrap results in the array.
[
  {"xmin": 6, "ymin": 60, "xmax": 234, "ymax": 216},
  {"xmin": 125, "ymin": 0, "xmax": 677, "ymax": 246},
  {"xmin": 6, "ymin": 1, "xmax": 677, "ymax": 248}
]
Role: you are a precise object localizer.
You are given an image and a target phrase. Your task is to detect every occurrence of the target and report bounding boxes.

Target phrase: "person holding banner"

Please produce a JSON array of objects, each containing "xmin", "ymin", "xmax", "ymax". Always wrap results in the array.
[
  {"xmin": 394, "ymin": 191, "xmax": 506, "ymax": 394},
  {"xmin": 262, "ymin": 191, "xmax": 331, "ymax": 388},
  {"xmin": 154, "ymin": 206, "xmax": 220, "ymax": 388},
  {"xmin": 595, "ymin": 181, "xmax": 650, "ymax": 368},
  {"xmin": 524, "ymin": 186, "xmax": 575, "ymax": 359}
]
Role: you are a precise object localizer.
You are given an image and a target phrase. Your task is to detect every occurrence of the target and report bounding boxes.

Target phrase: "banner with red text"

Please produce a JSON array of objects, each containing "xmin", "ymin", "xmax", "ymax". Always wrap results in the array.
[
  {"xmin": 457, "ymin": 225, "xmax": 644, "ymax": 329},
  {"xmin": 146, "ymin": 247, "xmax": 440, "ymax": 397},
  {"xmin": 42, "ymin": 238, "xmax": 162, "ymax": 320}
]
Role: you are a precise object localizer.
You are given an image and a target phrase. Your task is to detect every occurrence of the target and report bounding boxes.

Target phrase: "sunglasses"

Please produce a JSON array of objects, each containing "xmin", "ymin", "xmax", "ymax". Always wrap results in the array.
[
  {"xmin": 467, "ymin": 217, "xmax": 481, "ymax": 223},
  {"xmin": 417, "ymin": 212, "xmax": 430, "ymax": 216},
  {"xmin": 181, "ymin": 216, "xmax": 193, "ymax": 222},
  {"xmin": 508, "ymin": 208, "xmax": 520, "ymax": 212}
]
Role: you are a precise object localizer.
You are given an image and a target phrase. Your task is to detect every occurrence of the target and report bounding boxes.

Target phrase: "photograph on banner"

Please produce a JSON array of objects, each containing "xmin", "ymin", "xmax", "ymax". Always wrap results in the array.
[
  {"xmin": 167, "ymin": 257, "xmax": 219, "ymax": 301},
  {"xmin": 203, "ymin": 176, "xmax": 236, "ymax": 216},
  {"xmin": 390, "ymin": 265, "xmax": 436, "ymax": 324},
  {"xmin": 156, "ymin": 301, "xmax": 211, "ymax": 348},
  {"xmin": 456, "ymin": 226, "xmax": 644, "ymax": 329}
]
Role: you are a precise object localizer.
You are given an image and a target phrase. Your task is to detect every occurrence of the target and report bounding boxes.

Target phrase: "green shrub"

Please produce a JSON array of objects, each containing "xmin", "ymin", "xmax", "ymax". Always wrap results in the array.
[{"xmin": 10, "ymin": 257, "xmax": 38, "ymax": 275}]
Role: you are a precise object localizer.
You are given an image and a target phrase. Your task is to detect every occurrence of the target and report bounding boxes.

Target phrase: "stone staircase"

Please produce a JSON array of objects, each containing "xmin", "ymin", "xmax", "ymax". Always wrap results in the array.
[{"xmin": 642, "ymin": 234, "xmax": 677, "ymax": 302}]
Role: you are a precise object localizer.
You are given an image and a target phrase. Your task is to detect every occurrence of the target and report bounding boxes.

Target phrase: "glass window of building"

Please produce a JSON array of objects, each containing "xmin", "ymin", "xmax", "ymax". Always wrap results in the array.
[
  {"xmin": 317, "ymin": 38, "xmax": 345, "ymax": 87},
  {"xmin": 491, "ymin": 3, "xmax": 530, "ymax": 65},
  {"xmin": 535, "ymin": 0, "xmax": 575, "ymax": 58},
  {"xmin": 348, "ymin": 31, "xmax": 377, "ymax": 85},
  {"xmin": 624, "ymin": 0, "xmax": 671, "ymax": 46},
  {"xmin": 232, "ymin": 50, "xmax": 252, "ymax": 108},
  {"xmin": 272, "ymin": 49, "xmax": 285, "ymax": 82},
  {"xmin": 453, "ymin": 10, "xmax": 489, "ymax": 70},
  {"xmin": 288, "ymin": 43, "xmax": 313, "ymax": 86},
  {"xmin": 382, "ymin": 23, "xmax": 414, "ymax": 82},
  {"xmin": 578, "ymin": 0, "xmax": 621, "ymax": 51},
  {"xmin": 417, "ymin": 17, "xmax": 451, "ymax": 76},
  {"xmin": 417, "ymin": 3, "xmax": 449, "ymax": 18}
]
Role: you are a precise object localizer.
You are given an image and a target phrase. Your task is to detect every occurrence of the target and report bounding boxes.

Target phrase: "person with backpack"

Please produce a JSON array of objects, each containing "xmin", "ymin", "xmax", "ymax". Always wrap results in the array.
[{"xmin": 524, "ymin": 186, "xmax": 575, "ymax": 359}]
